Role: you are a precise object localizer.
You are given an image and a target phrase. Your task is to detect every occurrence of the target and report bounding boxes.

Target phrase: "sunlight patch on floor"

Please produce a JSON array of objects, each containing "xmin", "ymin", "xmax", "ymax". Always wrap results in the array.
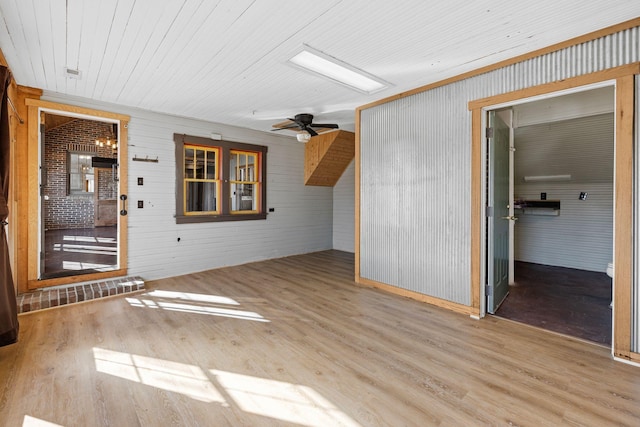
[
  {"xmin": 93, "ymin": 348, "xmax": 226, "ymax": 403},
  {"xmin": 126, "ymin": 289, "xmax": 268, "ymax": 322},
  {"xmin": 92, "ymin": 346, "xmax": 359, "ymax": 426},
  {"xmin": 22, "ymin": 415, "xmax": 64, "ymax": 426},
  {"xmin": 62, "ymin": 235, "xmax": 116, "ymax": 244},
  {"xmin": 62, "ymin": 261, "xmax": 115, "ymax": 270},
  {"xmin": 212, "ymin": 370, "xmax": 361, "ymax": 427},
  {"xmin": 54, "ymin": 243, "xmax": 116, "ymax": 255},
  {"xmin": 145, "ymin": 290, "xmax": 240, "ymax": 305}
]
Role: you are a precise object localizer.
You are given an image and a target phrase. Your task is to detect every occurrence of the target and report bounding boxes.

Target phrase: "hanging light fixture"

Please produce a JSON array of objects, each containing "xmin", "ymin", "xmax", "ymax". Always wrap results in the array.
[{"xmin": 94, "ymin": 123, "xmax": 118, "ymax": 151}]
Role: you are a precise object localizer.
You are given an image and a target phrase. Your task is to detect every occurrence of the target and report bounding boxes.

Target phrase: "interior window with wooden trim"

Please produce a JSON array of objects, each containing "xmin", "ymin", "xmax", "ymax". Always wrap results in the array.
[
  {"xmin": 174, "ymin": 134, "xmax": 267, "ymax": 223},
  {"xmin": 230, "ymin": 150, "xmax": 260, "ymax": 213},
  {"xmin": 184, "ymin": 145, "xmax": 220, "ymax": 215}
]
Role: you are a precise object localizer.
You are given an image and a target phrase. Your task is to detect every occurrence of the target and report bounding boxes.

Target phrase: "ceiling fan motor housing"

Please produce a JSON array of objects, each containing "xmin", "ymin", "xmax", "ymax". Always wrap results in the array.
[{"xmin": 294, "ymin": 113, "xmax": 314, "ymax": 125}]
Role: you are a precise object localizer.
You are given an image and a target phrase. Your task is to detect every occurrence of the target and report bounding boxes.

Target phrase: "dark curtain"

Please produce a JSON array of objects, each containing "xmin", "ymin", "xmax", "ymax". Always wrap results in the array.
[{"xmin": 0, "ymin": 65, "xmax": 18, "ymax": 347}]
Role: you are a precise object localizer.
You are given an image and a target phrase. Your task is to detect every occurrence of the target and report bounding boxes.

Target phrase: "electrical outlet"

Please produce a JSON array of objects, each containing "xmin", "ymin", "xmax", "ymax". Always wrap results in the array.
[
  {"xmin": 540, "ymin": 192, "xmax": 547, "ymax": 200},
  {"xmin": 137, "ymin": 200, "xmax": 143, "ymax": 208}
]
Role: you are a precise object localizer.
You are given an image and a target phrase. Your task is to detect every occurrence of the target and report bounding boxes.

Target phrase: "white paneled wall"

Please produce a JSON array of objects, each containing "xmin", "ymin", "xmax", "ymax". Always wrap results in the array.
[
  {"xmin": 333, "ymin": 160, "xmax": 355, "ymax": 253},
  {"xmin": 42, "ymin": 93, "xmax": 334, "ymax": 281},
  {"xmin": 514, "ymin": 183, "xmax": 613, "ymax": 272},
  {"xmin": 513, "ymin": 113, "xmax": 613, "ymax": 272}
]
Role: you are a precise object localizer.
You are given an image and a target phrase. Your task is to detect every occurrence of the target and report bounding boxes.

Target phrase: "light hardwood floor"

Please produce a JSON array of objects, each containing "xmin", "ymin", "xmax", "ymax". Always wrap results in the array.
[{"xmin": 1, "ymin": 250, "xmax": 640, "ymax": 426}]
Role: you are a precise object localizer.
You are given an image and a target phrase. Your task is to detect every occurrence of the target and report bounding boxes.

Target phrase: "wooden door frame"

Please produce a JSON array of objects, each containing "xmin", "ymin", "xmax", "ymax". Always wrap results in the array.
[
  {"xmin": 25, "ymin": 99, "xmax": 130, "ymax": 289},
  {"xmin": 469, "ymin": 63, "xmax": 639, "ymax": 361}
]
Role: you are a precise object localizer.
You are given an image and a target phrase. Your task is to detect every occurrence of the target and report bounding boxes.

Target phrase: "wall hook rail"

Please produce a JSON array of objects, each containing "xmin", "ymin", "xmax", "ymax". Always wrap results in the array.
[{"xmin": 132, "ymin": 155, "xmax": 159, "ymax": 163}]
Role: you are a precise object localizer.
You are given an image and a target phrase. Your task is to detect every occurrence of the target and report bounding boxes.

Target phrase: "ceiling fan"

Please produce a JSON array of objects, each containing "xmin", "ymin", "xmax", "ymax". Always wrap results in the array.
[{"xmin": 271, "ymin": 113, "xmax": 338, "ymax": 137}]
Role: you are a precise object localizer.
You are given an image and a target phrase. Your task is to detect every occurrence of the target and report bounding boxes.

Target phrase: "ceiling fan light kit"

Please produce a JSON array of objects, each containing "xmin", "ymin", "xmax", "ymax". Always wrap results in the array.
[
  {"xmin": 271, "ymin": 113, "xmax": 339, "ymax": 141},
  {"xmin": 296, "ymin": 132, "xmax": 311, "ymax": 143}
]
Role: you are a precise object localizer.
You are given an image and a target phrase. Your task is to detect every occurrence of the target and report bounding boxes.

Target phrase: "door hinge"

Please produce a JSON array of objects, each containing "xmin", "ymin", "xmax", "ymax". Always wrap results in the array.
[
  {"xmin": 485, "ymin": 284, "xmax": 493, "ymax": 296},
  {"xmin": 486, "ymin": 206, "xmax": 493, "ymax": 217},
  {"xmin": 486, "ymin": 127, "xmax": 494, "ymax": 138}
]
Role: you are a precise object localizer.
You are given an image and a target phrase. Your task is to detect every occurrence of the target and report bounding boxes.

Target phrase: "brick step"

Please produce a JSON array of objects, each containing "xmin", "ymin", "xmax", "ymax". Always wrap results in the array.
[{"xmin": 17, "ymin": 277, "xmax": 145, "ymax": 314}]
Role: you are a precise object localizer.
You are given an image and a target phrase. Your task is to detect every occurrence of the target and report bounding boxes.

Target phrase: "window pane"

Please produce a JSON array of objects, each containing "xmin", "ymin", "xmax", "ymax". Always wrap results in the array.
[
  {"xmin": 70, "ymin": 153, "xmax": 79, "ymax": 171},
  {"xmin": 69, "ymin": 172, "xmax": 81, "ymax": 191},
  {"xmin": 230, "ymin": 153, "xmax": 237, "ymax": 181},
  {"xmin": 231, "ymin": 183, "xmax": 256, "ymax": 211},
  {"xmin": 86, "ymin": 174, "xmax": 94, "ymax": 193},
  {"xmin": 184, "ymin": 148, "xmax": 194, "ymax": 179},
  {"xmin": 195, "ymin": 149, "xmax": 205, "ymax": 179},
  {"xmin": 79, "ymin": 155, "xmax": 93, "ymax": 173},
  {"xmin": 206, "ymin": 151, "xmax": 216, "ymax": 179},
  {"xmin": 186, "ymin": 181, "xmax": 217, "ymax": 213},
  {"xmin": 247, "ymin": 154, "xmax": 256, "ymax": 181}
]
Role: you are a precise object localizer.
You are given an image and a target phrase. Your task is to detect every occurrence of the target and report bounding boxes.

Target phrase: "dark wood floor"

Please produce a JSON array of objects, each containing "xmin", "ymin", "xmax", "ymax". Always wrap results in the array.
[
  {"xmin": 43, "ymin": 226, "xmax": 118, "ymax": 279},
  {"xmin": 496, "ymin": 261, "xmax": 612, "ymax": 345}
]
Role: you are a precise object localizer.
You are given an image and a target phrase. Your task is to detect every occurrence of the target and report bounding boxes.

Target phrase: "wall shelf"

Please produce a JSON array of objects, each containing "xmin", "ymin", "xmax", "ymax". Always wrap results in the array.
[{"xmin": 514, "ymin": 200, "xmax": 560, "ymax": 216}]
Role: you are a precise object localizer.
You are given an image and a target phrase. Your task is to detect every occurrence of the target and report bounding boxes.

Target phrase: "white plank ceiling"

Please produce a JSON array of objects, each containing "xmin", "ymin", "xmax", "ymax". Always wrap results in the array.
[{"xmin": 0, "ymin": 0, "xmax": 639, "ymax": 135}]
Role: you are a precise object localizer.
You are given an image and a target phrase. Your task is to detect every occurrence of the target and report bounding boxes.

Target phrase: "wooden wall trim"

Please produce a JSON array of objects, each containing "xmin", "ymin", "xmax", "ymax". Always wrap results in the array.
[
  {"xmin": 627, "ymin": 352, "xmax": 640, "ymax": 364},
  {"xmin": 26, "ymin": 105, "xmax": 39, "ymax": 289},
  {"xmin": 354, "ymin": 108, "xmax": 361, "ymax": 281},
  {"xmin": 358, "ymin": 17, "xmax": 640, "ymax": 112},
  {"xmin": 470, "ymin": 109, "xmax": 483, "ymax": 311},
  {"xmin": 357, "ymin": 276, "xmax": 479, "ymax": 316},
  {"xmin": 613, "ymin": 74, "xmax": 635, "ymax": 359},
  {"xmin": 25, "ymin": 98, "xmax": 130, "ymax": 122},
  {"xmin": 15, "ymin": 86, "xmax": 42, "ymax": 294},
  {"xmin": 119, "ymin": 121, "xmax": 128, "ymax": 272}
]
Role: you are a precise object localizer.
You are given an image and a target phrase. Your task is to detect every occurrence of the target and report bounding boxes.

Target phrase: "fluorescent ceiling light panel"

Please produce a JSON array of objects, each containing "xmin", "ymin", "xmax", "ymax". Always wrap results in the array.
[
  {"xmin": 289, "ymin": 45, "xmax": 389, "ymax": 94},
  {"xmin": 523, "ymin": 174, "xmax": 572, "ymax": 182}
]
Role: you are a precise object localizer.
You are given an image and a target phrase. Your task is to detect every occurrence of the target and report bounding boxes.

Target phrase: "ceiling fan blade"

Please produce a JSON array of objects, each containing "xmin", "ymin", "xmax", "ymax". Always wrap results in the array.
[
  {"xmin": 310, "ymin": 123, "xmax": 339, "ymax": 128},
  {"xmin": 306, "ymin": 127, "xmax": 318, "ymax": 137},
  {"xmin": 271, "ymin": 123, "xmax": 300, "ymax": 131}
]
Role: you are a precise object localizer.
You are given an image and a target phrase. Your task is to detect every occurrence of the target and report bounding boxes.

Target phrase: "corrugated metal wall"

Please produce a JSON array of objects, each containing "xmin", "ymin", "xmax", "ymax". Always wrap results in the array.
[{"xmin": 360, "ymin": 26, "xmax": 640, "ymax": 306}]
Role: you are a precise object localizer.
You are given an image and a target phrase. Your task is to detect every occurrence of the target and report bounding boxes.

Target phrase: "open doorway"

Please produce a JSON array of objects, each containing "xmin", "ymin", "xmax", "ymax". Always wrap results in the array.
[
  {"xmin": 40, "ymin": 113, "xmax": 120, "ymax": 280},
  {"xmin": 486, "ymin": 85, "xmax": 615, "ymax": 346}
]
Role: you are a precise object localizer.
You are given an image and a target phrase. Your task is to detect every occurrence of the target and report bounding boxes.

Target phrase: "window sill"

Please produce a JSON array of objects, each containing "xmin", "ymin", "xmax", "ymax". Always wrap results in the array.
[{"xmin": 176, "ymin": 213, "xmax": 267, "ymax": 224}]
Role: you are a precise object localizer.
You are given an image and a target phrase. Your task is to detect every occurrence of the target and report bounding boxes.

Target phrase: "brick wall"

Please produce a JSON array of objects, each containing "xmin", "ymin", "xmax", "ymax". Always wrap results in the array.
[{"xmin": 44, "ymin": 118, "xmax": 117, "ymax": 230}]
